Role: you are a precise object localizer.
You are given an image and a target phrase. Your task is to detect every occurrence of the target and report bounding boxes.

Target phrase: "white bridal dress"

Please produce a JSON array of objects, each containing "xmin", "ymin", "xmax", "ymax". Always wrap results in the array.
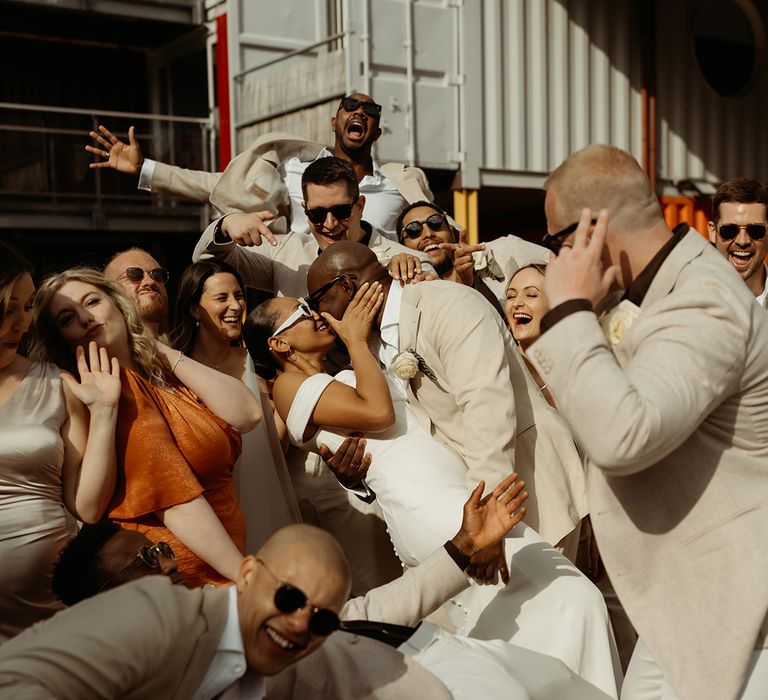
[{"xmin": 286, "ymin": 370, "xmax": 622, "ymax": 698}]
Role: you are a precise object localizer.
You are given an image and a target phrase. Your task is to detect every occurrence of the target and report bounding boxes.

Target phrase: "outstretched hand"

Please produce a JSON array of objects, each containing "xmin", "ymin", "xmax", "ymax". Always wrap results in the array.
[
  {"xmin": 221, "ymin": 211, "xmax": 278, "ymax": 247},
  {"xmin": 319, "ymin": 435, "xmax": 372, "ymax": 489},
  {"xmin": 321, "ymin": 281, "xmax": 383, "ymax": 346},
  {"xmin": 451, "ymin": 473, "xmax": 528, "ymax": 584},
  {"xmin": 438, "ymin": 242, "xmax": 485, "ymax": 286},
  {"xmin": 543, "ymin": 208, "xmax": 620, "ymax": 308},
  {"xmin": 86, "ymin": 125, "xmax": 143, "ymax": 175},
  {"xmin": 61, "ymin": 342, "xmax": 121, "ymax": 411}
]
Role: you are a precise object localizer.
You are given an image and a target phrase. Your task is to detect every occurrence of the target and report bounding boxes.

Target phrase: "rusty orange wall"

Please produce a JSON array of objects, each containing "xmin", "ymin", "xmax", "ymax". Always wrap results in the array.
[{"xmin": 660, "ymin": 196, "xmax": 711, "ymax": 238}]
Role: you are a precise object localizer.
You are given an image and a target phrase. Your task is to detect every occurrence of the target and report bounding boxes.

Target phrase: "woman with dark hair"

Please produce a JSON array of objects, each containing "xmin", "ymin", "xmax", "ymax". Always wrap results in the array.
[
  {"xmin": 29, "ymin": 267, "xmax": 262, "ymax": 587},
  {"xmin": 0, "ymin": 244, "xmax": 120, "ymax": 641},
  {"xmin": 171, "ymin": 261, "xmax": 298, "ymax": 550}
]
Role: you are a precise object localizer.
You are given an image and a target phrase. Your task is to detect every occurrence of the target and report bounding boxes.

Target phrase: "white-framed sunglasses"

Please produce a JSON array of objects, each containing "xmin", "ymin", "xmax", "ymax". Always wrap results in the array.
[{"xmin": 270, "ymin": 300, "xmax": 313, "ymax": 338}]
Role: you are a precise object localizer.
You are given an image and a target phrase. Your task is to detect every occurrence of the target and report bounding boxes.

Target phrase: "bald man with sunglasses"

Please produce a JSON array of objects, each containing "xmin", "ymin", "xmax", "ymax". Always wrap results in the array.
[
  {"xmin": 86, "ymin": 94, "xmax": 434, "ymax": 241},
  {"xmin": 707, "ymin": 178, "xmax": 768, "ymax": 306}
]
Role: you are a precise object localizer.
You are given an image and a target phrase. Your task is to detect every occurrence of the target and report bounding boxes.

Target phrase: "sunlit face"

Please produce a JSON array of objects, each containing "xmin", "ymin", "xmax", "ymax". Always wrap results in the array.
[
  {"xmin": 0, "ymin": 272, "xmax": 35, "ymax": 368},
  {"xmin": 99, "ymin": 529, "xmax": 186, "ymax": 589},
  {"xmin": 267, "ymin": 297, "xmax": 334, "ymax": 356},
  {"xmin": 399, "ymin": 206, "xmax": 455, "ymax": 275},
  {"xmin": 236, "ymin": 553, "xmax": 348, "ymax": 675},
  {"xmin": 708, "ymin": 201, "xmax": 768, "ymax": 292},
  {"xmin": 330, "ymin": 92, "xmax": 382, "ymax": 154},
  {"xmin": 194, "ymin": 272, "xmax": 245, "ymax": 344},
  {"xmin": 49, "ymin": 280, "xmax": 129, "ymax": 355},
  {"xmin": 105, "ymin": 250, "xmax": 168, "ymax": 328},
  {"xmin": 304, "ymin": 182, "xmax": 366, "ymax": 251},
  {"xmin": 505, "ymin": 267, "xmax": 550, "ymax": 349}
]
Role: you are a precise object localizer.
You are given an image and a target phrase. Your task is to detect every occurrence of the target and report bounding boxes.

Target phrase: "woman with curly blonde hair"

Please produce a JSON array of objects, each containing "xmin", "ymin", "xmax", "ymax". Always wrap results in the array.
[{"xmin": 30, "ymin": 267, "xmax": 262, "ymax": 586}]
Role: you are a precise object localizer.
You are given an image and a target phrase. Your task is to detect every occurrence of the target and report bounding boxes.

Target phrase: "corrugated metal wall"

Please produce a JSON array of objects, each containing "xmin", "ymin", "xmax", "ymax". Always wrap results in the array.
[
  {"xmin": 468, "ymin": 0, "xmax": 644, "ymax": 187},
  {"xmin": 656, "ymin": 0, "xmax": 768, "ymax": 188}
]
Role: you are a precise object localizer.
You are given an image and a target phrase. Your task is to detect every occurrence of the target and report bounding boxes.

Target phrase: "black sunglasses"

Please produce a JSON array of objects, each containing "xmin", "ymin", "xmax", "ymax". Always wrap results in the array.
[
  {"xmin": 122, "ymin": 267, "xmax": 170, "ymax": 284},
  {"xmin": 257, "ymin": 558, "xmax": 340, "ymax": 637},
  {"xmin": 339, "ymin": 97, "xmax": 382, "ymax": 119},
  {"xmin": 400, "ymin": 213, "xmax": 447, "ymax": 240},
  {"xmin": 717, "ymin": 223, "xmax": 767, "ymax": 241},
  {"xmin": 304, "ymin": 200, "xmax": 357, "ymax": 226},
  {"xmin": 98, "ymin": 541, "xmax": 175, "ymax": 593},
  {"xmin": 542, "ymin": 218, "xmax": 598, "ymax": 255},
  {"xmin": 305, "ymin": 274, "xmax": 358, "ymax": 312}
]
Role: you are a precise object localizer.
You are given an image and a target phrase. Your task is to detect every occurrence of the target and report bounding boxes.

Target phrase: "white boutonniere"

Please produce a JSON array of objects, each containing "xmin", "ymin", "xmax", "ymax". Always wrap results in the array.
[
  {"xmin": 599, "ymin": 300, "xmax": 641, "ymax": 347},
  {"xmin": 471, "ymin": 248, "xmax": 505, "ymax": 281},
  {"xmin": 390, "ymin": 349, "xmax": 437, "ymax": 381}
]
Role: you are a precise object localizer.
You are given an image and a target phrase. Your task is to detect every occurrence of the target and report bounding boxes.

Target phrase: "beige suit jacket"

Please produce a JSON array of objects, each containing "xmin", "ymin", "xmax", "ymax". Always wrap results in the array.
[
  {"xmin": 191, "ymin": 218, "xmax": 432, "ymax": 298},
  {"xmin": 151, "ymin": 132, "xmax": 433, "ymax": 229},
  {"xmin": 528, "ymin": 231, "xmax": 768, "ymax": 700},
  {"xmin": 0, "ymin": 550, "xmax": 465, "ymax": 700},
  {"xmin": 398, "ymin": 281, "xmax": 587, "ymax": 547}
]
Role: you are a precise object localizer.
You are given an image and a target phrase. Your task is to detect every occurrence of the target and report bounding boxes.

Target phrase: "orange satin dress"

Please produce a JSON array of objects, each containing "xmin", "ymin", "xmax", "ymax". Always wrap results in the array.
[{"xmin": 109, "ymin": 368, "xmax": 245, "ymax": 587}]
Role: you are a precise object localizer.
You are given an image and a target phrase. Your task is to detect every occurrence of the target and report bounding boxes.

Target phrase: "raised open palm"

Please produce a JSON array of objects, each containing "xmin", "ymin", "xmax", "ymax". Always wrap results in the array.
[{"xmin": 61, "ymin": 342, "xmax": 121, "ymax": 409}]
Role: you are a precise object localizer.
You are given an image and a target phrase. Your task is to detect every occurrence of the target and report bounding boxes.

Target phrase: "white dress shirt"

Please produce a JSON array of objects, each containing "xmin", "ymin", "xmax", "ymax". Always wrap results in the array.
[{"xmin": 193, "ymin": 586, "xmax": 265, "ymax": 700}]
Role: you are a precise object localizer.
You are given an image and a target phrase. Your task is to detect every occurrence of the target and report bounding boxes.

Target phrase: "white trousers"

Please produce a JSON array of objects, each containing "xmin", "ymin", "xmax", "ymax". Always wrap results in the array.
[
  {"xmin": 401, "ymin": 622, "xmax": 615, "ymax": 700},
  {"xmin": 621, "ymin": 638, "xmax": 768, "ymax": 700}
]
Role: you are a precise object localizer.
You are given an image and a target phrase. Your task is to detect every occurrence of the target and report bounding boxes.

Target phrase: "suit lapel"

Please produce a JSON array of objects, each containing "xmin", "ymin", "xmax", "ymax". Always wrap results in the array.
[
  {"xmin": 398, "ymin": 287, "xmax": 422, "ymax": 352},
  {"xmin": 642, "ymin": 230, "xmax": 708, "ymax": 309}
]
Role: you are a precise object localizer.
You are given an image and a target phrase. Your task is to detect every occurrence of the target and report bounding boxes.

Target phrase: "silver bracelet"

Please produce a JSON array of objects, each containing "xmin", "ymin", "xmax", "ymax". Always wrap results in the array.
[{"xmin": 171, "ymin": 350, "xmax": 184, "ymax": 373}]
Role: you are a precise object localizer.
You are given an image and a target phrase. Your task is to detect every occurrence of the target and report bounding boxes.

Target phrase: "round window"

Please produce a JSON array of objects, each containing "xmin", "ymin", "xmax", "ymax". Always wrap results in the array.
[{"xmin": 693, "ymin": 0, "xmax": 760, "ymax": 97}]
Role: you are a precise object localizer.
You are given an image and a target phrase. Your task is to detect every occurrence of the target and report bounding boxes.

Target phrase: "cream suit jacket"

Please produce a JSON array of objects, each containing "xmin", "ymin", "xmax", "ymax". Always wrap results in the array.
[
  {"xmin": 397, "ymin": 281, "xmax": 587, "ymax": 547},
  {"xmin": 191, "ymin": 217, "xmax": 433, "ymax": 298},
  {"xmin": 0, "ymin": 549, "xmax": 465, "ymax": 699},
  {"xmin": 150, "ymin": 132, "xmax": 433, "ymax": 228},
  {"xmin": 528, "ymin": 231, "xmax": 768, "ymax": 700}
]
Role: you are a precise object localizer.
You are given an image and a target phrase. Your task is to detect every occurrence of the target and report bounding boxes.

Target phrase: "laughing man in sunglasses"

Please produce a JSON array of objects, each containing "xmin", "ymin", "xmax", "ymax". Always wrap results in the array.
[
  {"xmin": 86, "ymin": 93, "xmax": 435, "ymax": 241},
  {"xmin": 707, "ymin": 177, "xmax": 768, "ymax": 306},
  {"xmin": 104, "ymin": 247, "xmax": 170, "ymax": 338}
]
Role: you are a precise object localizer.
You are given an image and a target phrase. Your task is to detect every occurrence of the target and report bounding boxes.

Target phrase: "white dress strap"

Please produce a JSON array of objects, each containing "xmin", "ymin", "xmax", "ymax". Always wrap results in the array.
[{"xmin": 285, "ymin": 373, "xmax": 335, "ymax": 446}]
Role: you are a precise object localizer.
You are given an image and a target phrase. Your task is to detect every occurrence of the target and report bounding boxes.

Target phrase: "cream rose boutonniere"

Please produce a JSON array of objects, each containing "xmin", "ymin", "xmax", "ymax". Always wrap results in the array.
[
  {"xmin": 390, "ymin": 349, "xmax": 437, "ymax": 381},
  {"xmin": 599, "ymin": 300, "xmax": 641, "ymax": 347}
]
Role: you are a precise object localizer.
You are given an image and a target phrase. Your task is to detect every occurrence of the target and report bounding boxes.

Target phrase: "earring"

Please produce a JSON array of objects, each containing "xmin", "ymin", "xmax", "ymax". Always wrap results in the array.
[{"xmin": 195, "ymin": 320, "xmax": 199, "ymax": 328}]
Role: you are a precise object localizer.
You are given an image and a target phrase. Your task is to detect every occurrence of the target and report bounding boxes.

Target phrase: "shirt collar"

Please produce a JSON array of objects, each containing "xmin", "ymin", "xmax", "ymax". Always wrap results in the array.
[
  {"xmin": 755, "ymin": 265, "xmax": 768, "ymax": 305},
  {"xmin": 222, "ymin": 585, "xmax": 247, "ymax": 656},
  {"xmin": 621, "ymin": 222, "xmax": 687, "ymax": 307}
]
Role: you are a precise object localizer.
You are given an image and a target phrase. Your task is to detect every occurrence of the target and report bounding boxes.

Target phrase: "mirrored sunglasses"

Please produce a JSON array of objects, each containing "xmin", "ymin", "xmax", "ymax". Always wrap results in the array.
[
  {"xmin": 304, "ymin": 201, "xmax": 357, "ymax": 226},
  {"xmin": 400, "ymin": 213, "xmax": 447, "ymax": 240},
  {"xmin": 270, "ymin": 301, "xmax": 313, "ymax": 338},
  {"xmin": 339, "ymin": 97, "xmax": 382, "ymax": 119},
  {"xmin": 123, "ymin": 267, "xmax": 170, "ymax": 284},
  {"xmin": 257, "ymin": 558, "xmax": 340, "ymax": 636},
  {"xmin": 717, "ymin": 223, "xmax": 767, "ymax": 241}
]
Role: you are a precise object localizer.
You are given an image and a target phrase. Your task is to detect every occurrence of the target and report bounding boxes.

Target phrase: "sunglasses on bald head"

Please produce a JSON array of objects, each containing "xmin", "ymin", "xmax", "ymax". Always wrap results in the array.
[
  {"xmin": 304, "ymin": 200, "xmax": 358, "ymax": 226},
  {"xmin": 339, "ymin": 97, "xmax": 382, "ymax": 119},
  {"xmin": 121, "ymin": 267, "xmax": 170, "ymax": 284},
  {"xmin": 717, "ymin": 223, "xmax": 767, "ymax": 241},
  {"xmin": 257, "ymin": 558, "xmax": 340, "ymax": 636},
  {"xmin": 400, "ymin": 213, "xmax": 447, "ymax": 240}
]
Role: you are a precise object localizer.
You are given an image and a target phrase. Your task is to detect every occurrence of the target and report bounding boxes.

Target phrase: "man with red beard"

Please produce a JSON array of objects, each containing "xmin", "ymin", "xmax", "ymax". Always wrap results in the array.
[
  {"xmin": 86, "ymin": 93, "xmax": 433, "ymax": 241},
  {"xmin": 707, "ymin": 178, "xmax": 768, "ymax": 306},
  {"xmin": 104, "ymin": 247, "xmax": 169, "ymax": 338}
]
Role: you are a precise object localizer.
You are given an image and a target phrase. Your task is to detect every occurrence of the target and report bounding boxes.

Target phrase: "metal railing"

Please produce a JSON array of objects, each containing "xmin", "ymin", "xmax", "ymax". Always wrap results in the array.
[{"xmin": 0, "ymin": 102, "xmax": 213, "ymax": 220}]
